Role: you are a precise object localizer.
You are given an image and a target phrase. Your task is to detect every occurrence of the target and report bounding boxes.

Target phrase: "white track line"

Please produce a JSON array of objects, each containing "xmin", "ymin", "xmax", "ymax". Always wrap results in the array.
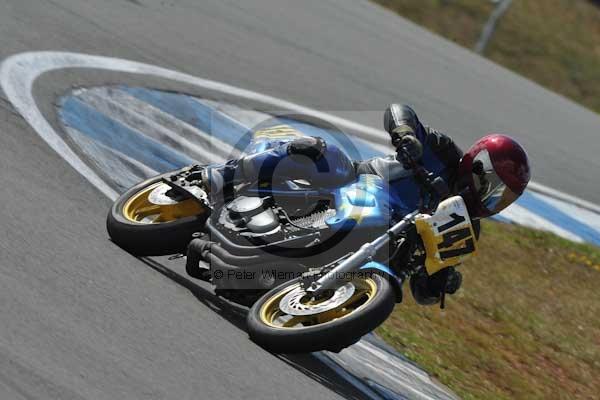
[
  {"xmin": 531, "ymin": 194, "xmax": 600, "ymax": 234},
  {"xmin": 196, "ymin": 98, "xmax": 274, "ymax": 131},
  {"xmin": 0, "ymin": 53, "xmax": 119, "ymax": 199},
  {"xmin": 102, "ymin": 89, "xmax": 240, "ymax": 160},
  {"xmin": 498, "ymin": 203, "xmax": 585, "ymax": 242},
  {"xmin": 0, "ymin": 50, "xmax": 466, "ymax": 400},
  {"xmin": 325, "ymin": 340, "xmax": 458, "ymax": 400},
  {"xmin": 73, "ymin": 88, "xmax": 234, "ymax": 163},
  {"xmin": 8, "ymin": 50, "xmax": 592, "ymax": 398},
  {"xmin": 311, "ymin": 352, "xmax": 383, "ymax": 400},
  {"xmin": 1, "ymin": 51, "xmax": 595, "ymax": 212},
  {"xmin": 527, "ymin": 181, "xmax": 600, "ymax": 214},
  {"xmin": 63, "ymin": 126, "xmax": 158, "ymax": 189}
]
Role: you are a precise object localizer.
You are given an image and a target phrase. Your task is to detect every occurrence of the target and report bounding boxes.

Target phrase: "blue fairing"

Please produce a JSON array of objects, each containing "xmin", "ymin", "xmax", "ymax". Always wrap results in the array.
[
  {"xmin": 325, "ymin": 149, "xmax": 449, "ymax": 228},
  {"xmin": 360, "ymin": 261, "xmax": 403, "ymax": 302},
  {"xmin": 360, "ymin": 261, "xmax": 397, "ymax": 277},
  {"xmin": 387, "ymin": 143, "xmax": 449, "ymax": 216},
  {"xmin": 241, "ymin": 123, "xmax": 448, "ymax": 230},
  {"xmin": 243, "ymin": 138, "xmax": 356, "ymax": 188},
  {"xmin": 326, "ymin": 174, "xmax": 393, "ymax": 229}
]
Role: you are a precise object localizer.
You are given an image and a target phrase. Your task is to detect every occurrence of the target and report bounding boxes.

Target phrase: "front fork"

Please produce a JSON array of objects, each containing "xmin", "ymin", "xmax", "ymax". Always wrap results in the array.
[{"xmin": 304, "ymin": 211, "xmax": 419, "ymax": 296}]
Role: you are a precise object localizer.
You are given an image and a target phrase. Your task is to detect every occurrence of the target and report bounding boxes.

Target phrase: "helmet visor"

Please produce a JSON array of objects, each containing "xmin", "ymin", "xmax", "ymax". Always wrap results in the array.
[{"xmin": 472, "ymin": 150, "xmax": 519, "ymax": 215}]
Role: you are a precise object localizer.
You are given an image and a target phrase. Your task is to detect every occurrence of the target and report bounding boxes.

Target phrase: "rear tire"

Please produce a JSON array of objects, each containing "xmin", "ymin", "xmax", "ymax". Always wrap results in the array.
[
  {"xmin": 107, "ymin": 173, "xmax": 208, "ymax": 256},
  {"xmin": 247, "ymin": 274, "xmax": 395, "ymax": 353}
]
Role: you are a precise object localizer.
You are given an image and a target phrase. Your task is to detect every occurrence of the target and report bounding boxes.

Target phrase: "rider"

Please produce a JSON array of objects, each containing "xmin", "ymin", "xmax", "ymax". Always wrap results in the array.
[
  {"xmin": 203, "ymin": 104, "xmax": 531, "ymax": 307},
  {"xmin": 378, "ymin": 105, "xmax": 530, "ymax": 306}
]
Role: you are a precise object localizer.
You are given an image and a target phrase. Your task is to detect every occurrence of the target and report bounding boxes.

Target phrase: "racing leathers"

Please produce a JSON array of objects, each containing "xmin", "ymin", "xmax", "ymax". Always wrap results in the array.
[{"xmin": 363, "ymin": 104, "xmax": 470, "ymax": 306}]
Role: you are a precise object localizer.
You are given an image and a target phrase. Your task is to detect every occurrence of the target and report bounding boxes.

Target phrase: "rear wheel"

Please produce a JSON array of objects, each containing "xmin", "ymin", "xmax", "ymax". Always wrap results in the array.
[
  {"xmin": 247, "ymin": 274, "xmax": 395, "ymax": 353},
  {"xmin": 107, "ymin": 173, "xmax": 208, "ymax": 256}
]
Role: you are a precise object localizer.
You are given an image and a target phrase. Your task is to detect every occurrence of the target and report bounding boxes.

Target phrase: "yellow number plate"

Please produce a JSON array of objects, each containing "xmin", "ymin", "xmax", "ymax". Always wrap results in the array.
[{"xmin": 415, "ymin": 196, "xmax": 477, "ymax": 275}]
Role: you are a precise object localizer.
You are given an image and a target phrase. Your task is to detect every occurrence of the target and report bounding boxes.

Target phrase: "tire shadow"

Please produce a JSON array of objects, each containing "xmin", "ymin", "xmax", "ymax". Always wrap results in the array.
[{"xmin": 138, "ymin": 256, "xmax": 385, "ymax": 400}]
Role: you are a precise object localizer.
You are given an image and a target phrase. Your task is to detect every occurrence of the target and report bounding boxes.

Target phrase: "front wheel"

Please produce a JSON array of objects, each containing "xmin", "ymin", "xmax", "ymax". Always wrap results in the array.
[{"xmin": 247, "ymin": 274, "xmax": 395, "ymax": 353}]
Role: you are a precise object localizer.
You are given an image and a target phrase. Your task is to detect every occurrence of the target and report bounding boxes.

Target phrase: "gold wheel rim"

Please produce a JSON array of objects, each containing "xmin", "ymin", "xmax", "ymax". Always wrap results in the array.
[
  {"xmin": 259, "ymin": 278, "xmax": 378, "ymax": 329},
  {"xmin": 122, "ymin": 182, "xmax": 205, "ymax": 224}
]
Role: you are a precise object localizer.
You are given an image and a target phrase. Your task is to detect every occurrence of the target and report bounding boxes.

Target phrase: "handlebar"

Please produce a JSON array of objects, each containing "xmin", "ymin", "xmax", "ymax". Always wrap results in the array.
[{"xmin": 396, "ymin": 145, "xmax": 450, "ymax": 213}]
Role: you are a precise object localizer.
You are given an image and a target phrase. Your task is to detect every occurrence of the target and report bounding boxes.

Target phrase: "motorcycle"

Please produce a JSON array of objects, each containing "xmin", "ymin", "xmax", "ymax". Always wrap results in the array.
[{"xmin": 107, "ymin": 124, "xmax": 478, "ymax": 353}]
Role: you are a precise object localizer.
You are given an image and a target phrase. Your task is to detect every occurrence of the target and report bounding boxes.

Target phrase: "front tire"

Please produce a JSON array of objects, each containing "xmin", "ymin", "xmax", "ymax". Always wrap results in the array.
[
  {"xmin": 107, "ymin": 173, "xmax": 208, "ymax": 256},
  {"xmin": 247, "ymin": 274, "xmax": 395, "ymax": 353}
]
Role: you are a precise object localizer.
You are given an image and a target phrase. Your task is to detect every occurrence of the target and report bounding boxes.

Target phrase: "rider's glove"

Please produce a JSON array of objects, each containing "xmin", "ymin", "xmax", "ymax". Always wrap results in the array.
[
  {"xmin": 384, "ymin": 104, "xmax": 424, "ymax": 166},
  {"xmin": 395, "ymin": 135, "xmax": 423, "ymax": 167}
]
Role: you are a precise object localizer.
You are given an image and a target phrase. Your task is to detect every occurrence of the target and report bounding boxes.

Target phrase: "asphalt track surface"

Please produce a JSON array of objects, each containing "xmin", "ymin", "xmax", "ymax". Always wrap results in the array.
[{"xmin": 1, "ymin": 1, "xmax": 599, "ymax": 399}]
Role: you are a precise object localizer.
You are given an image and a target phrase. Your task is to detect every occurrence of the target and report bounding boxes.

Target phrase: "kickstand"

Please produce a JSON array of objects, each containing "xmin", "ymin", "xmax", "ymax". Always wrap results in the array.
[
  {"xmin": 440, "ymin": 291, "xmax": 446, "ymax": 310},
  {"xmin": 439, "ymin": 269, "xmax": 449, "ymax": 310}
]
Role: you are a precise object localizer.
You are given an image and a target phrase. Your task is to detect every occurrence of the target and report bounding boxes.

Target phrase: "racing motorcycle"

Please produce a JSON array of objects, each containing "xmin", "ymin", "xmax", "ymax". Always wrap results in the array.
[{"xmin": 107, "ymin": 125, "xmax": 478, "ymax": 353}]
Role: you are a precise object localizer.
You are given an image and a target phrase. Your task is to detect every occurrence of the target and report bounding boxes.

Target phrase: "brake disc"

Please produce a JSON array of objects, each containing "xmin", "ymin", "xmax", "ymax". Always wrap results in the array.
[{"xmin": 278, "ymin": 283, "xmax": 355, "ymax": 316}]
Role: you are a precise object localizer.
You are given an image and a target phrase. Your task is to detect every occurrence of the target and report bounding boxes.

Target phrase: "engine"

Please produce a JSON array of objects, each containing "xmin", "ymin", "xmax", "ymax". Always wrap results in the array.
[
  {"xmin": 216, "ymin": 195, "xmax": 334, "ymax": 244},
  {"xmin": 220, "ymin": 196, "xmax": 281, "ymax": 236}
]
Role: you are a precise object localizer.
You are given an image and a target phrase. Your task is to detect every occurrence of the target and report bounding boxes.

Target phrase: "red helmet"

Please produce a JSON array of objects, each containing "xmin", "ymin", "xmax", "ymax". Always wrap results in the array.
[{"xmin": 457, "ymin": 134, "xmax": 530, "ymax": 218}]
